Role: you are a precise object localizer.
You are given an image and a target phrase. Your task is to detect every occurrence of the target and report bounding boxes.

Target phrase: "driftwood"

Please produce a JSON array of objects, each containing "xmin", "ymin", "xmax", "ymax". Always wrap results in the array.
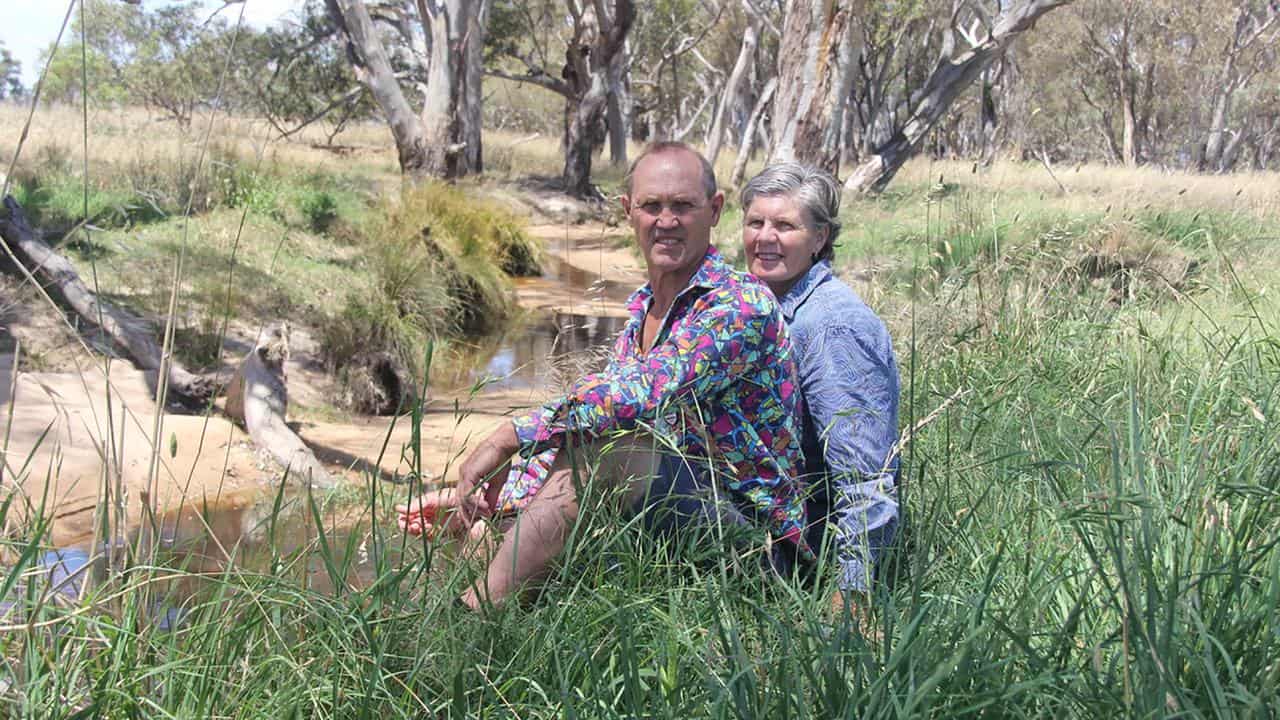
[
  {"xmin": 0, "ymin": 195, "xmax": 215, "ymax": 403},
  {"xmin": 225, "ymin": 324, "xmax": 335, "ymax": 489}
]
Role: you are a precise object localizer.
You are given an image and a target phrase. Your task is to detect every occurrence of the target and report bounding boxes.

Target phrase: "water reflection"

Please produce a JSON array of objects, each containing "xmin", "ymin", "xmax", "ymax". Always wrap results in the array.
[
  {"xmin": 7, "ymin": 490, "xmax": 397, "ymax": 629},
  {"xmin": 469, "ymin": 311, "xmax": 630, "ymax": 393}
]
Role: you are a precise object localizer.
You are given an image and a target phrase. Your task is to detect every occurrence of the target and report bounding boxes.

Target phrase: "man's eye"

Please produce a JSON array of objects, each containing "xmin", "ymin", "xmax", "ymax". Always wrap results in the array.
[
  {"xmin": 641, "ymin": 202, "xmax": 661, "ymax": 213},
  {"xmin": 672, "ymin": 202, "xmax": 693, "ymax": 213}
]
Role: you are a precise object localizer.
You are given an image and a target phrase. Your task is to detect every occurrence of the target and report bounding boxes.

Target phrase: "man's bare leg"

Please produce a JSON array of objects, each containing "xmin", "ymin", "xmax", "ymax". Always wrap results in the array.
[{"xmin": 460, "ymin": 436, "xmax": 658, "ymax": 609}]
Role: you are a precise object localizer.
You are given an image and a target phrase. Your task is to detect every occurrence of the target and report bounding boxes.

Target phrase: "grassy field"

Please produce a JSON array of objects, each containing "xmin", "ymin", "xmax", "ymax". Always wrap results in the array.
[{"xmin": 2, "ymin": 101, "xmax": 1280, "ymax": 716}]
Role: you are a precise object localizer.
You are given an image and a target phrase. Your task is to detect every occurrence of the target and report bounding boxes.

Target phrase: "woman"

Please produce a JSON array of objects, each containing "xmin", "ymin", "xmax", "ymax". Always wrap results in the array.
[{"xmin": 740, "ymin": 162, "xmax": 900, "ymax": 599}]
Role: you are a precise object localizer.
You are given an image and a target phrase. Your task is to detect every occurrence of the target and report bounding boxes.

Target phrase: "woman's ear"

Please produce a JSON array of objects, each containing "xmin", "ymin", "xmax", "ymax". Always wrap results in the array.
[{"xmin": 812, "ymin": 227, "xmax": 829, "ymax": 258}]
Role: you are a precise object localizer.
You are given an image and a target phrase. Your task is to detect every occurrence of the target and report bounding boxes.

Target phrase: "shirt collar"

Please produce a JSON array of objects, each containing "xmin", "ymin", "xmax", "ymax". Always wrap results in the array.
[
  {"xmin": 778, "ymin": 260, "xmax": 833, "ymax": 322},
  {"xmin": 625, "ymin": 246, "xmax": 730, "ymax": 318}
]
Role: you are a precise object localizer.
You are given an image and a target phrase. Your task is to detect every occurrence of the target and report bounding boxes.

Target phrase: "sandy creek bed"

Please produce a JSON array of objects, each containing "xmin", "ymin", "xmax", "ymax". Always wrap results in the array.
[{"xmin": 2, "ymin": 222, "xmax": 644, "ymax": 574}]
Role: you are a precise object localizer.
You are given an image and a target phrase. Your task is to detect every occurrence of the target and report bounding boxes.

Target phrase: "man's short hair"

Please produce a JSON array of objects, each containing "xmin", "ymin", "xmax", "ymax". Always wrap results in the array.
[{"xmin": 623, "ymin": 141, "xmax": 718, "ymax": 200}]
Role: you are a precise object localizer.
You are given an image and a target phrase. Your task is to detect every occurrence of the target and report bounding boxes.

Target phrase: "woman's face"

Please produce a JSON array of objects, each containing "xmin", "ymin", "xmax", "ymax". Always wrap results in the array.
[{"xmin": 742, "ymin": 193, "xmax": 826, "ymax": 296}]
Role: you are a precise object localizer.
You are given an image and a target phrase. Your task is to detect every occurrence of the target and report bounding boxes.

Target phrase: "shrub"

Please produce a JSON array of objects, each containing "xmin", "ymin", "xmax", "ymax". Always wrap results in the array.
[
  {"xmin": 298, "ymin": 189, "xmax": 339, "ymax": 234},
  {"xmin": 319, "ymin": 183, "xmax": 535, "ymax": 382}
]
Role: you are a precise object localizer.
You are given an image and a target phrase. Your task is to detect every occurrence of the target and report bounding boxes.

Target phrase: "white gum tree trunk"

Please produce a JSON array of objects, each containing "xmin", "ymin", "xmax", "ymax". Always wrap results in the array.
[
  {"xmin": 845, "ymin": 0, "xmax": 1072, "ymax": 194},
  {"xmin": 769, "ymin": 0, "xmax": 859, "ymax": 175},
  {"xmin": 327, "ymin": 0, "xmax": 489, "ymax": 180}
]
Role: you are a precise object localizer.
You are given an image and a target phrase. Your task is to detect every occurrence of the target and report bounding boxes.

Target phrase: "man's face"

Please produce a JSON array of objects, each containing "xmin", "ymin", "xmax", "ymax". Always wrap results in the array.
[{"xmin": 622, "ymin": 150, "xmax": 724, "ymax": 280}]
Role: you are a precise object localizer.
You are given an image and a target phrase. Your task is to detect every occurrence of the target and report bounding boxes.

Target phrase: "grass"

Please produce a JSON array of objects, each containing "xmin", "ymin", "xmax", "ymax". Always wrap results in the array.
[
  {"xmin": 3, "ymin": 284, "xmax": 1277, "ymax": 716},
  {"xmin": 3, "ymin": 100, "xmax": 1280, "ymax": 715}
]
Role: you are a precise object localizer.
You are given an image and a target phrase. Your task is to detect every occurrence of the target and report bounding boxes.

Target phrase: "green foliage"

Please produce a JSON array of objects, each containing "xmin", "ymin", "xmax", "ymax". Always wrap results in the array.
[
  {"xmin": 0, "ymin": 41, "xmax": 22, "ymax": 99},
  {"xmin": 320, "ymin": 183, "xmax": 538, "ymax": 380},
  {"xmin": 37, "ymin": 0, "xmax": 267, "ymax": 123},
  {"xmin": 298, "ymin": 188, "xmax": 339, "ymax": 234},
  {"xmin": 240, "ymin": 2, "xmax": 376, "ymax": 142}
]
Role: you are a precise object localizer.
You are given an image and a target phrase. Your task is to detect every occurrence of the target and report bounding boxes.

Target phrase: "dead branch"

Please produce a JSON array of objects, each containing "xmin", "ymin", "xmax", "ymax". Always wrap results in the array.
[{"xmin": 0, "ymin": 195, "xmax": 215, "ymax": 404}]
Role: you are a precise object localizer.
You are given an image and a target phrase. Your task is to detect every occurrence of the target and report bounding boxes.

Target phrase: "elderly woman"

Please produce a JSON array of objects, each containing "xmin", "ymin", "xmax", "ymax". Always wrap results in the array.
[{"xmin": 739, "ymin": 162, "xmax": 900, "ymax": 601}]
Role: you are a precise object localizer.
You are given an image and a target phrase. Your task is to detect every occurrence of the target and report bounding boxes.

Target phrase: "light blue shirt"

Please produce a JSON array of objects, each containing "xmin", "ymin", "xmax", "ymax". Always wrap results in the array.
[{"xmin": 778, "ymin": 261, "xmax": 900, "ymax": 592}]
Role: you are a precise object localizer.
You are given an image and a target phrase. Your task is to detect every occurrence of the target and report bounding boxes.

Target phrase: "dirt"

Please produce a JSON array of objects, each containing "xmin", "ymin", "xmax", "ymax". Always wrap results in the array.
[{"xmin": 1, "ymin": 219, "xmax": 648, "ymax": 547}]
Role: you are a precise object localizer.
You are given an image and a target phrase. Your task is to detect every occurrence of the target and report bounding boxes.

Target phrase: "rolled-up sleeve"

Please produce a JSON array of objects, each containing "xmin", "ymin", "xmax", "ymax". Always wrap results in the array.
[{"xmin": 803, "ymin": 324, "xmax": 900, "ymax": 591}]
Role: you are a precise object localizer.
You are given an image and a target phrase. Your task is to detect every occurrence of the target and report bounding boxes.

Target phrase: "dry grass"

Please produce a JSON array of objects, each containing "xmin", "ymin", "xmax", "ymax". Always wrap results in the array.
[{"xmin": 891, "ymin": 157, "xmax": 1280, "ymax": 220}]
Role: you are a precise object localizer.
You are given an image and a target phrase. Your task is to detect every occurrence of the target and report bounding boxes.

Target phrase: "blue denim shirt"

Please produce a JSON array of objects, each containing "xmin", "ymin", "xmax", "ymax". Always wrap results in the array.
[{"xmin": 778, "ymin": 261, "xmax": 900, "ymax": 592}]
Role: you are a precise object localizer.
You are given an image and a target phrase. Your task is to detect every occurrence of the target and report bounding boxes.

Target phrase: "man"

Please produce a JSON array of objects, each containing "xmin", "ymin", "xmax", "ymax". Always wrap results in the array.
[{"xmin": 398, "ymin": 142, "xmax": 811, "ymax": 608}]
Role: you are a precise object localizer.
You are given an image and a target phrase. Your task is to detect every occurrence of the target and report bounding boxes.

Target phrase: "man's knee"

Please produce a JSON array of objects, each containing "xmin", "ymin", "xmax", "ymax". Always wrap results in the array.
[{"xmin": 545, "ymin": 432, "xmax": 662, "ymax": 504}]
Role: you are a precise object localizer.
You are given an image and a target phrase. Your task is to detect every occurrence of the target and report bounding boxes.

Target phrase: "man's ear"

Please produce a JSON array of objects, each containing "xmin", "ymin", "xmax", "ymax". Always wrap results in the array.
[
  {"xmin": 621, "ymin": 194, "xmax": 632, "ymax": 215},
  {"xmin": 709, "ymin": 191, "xmax": 725, "ymax": 225}
]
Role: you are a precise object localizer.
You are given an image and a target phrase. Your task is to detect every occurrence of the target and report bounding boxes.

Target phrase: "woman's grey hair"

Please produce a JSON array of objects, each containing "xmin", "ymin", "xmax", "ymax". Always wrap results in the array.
[{"xmin": 740, "ymin": 162, "xmax": 842, "ymax": 263}]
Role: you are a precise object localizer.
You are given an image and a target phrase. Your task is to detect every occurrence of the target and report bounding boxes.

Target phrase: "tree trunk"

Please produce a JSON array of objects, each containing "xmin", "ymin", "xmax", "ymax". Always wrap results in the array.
[
  {"xmin": 560, "ymin": 0, "xmax": 636, "ymax": 198},
  {"xmin": 564, "ymin": 86, "xmax": 612, "ymax": 198},
  {"xmin": 606, "ymin": 44, "xmax": 631, "ymax": 168},
  {"xmin": 225, "ymin": 325, "xmax": 335, "ymax": 489},
  {"xmin": 420, "ymin": 0, "xmax": 490, "ymax": 176},
  {"xmin": 706, "ymin": 19, "xmax": 761, "ymax": 167},
  {"xmin": 0, "ymin": 196, "xmax": 214, "ymax": 404},
  {"xmin": 1202, "ymin": 75, "xmax": 1235, "ymax": 172},
  {"xmin": 845, "ymin": 0, "xmax": 1071, "ymax": 194},
  {"xmin": 1119, "ymin": 67, "xmax": 1139, "ymax": 167},
  {"xmin": 327, "ymin": 0, "xmax": 430, "ymax": 179},
  {"xmin": 769, "ymin": 0, "xmax": 858, "ymax": 175},
  {"xmin": 328, "ymin": 0, "xmax": 488, "ymax": 180},
  {"xmin": 730, "ymin": 78, "xmax": 777, "ymax": 187},
  {"xmin": 978, "ymin": 65, "xmax": 999, "ymax": 165}
]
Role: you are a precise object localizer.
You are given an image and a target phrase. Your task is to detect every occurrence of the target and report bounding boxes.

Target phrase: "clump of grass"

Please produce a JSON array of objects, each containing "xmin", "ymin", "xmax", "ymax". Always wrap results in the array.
[
  {"xmin": 297, "ymin": 188, "xmax": 339, "ymax": 234},
  {"xmin": 408, "ymin": 181, "xmax": 542, "ymax": 278},
  {"xmin": 320, "ymin": 183, "xmax": 538, "ymax": 383}
]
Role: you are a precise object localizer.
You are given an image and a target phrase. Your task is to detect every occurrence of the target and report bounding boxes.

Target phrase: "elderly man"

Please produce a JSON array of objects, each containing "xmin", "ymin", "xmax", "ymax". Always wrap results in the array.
[{"xmin": 398, "ymin": 142, "xmax": 811, "ymax": 608}]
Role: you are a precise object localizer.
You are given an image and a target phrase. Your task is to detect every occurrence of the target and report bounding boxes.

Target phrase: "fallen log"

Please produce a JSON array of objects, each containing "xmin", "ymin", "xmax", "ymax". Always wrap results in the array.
[
  {"xmin": 225, "ymin": 323, "xmax": 335, "ymax": 489},
  {"xmin": 0, "ymin": 195, "xmax": 215, "ymax": 403}
]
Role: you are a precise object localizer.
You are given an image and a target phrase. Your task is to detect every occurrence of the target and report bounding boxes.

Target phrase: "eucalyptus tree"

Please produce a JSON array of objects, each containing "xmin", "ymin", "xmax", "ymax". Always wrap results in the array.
[
  {"xmin": 0, "ymin": 42, "xmax": 21, "ymax": 99},
  {"xmin": 326, "ymin": 0, "xmax": 489, "ymax": 179},
  {"xmin": 1198, "ymin": 0, "xmax": 1280, "ymax": 171},
  {"xmin": 842, "ymin": 0, "xmax": 1073, "ymax": 192},
  {"xmin": 487, "ymin": 0, "xmax": 636, "ymax": 198}
]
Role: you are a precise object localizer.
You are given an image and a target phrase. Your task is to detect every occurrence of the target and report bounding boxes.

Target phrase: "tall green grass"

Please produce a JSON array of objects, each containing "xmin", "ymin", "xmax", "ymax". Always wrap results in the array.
[{"xmin": 4, "ymin": 227, "xmax": 1279, "ymax": 716}]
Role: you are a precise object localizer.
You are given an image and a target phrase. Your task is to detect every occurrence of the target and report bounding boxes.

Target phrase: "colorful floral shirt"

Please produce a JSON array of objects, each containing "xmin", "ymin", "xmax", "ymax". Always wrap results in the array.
[{"xmin": 499, "ymin": 247, "xmax": 812, "ymax": 557}]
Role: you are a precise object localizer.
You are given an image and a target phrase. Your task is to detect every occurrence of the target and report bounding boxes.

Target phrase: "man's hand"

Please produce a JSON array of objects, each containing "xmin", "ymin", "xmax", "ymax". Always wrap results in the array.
[
  {"xmin": 396, "ymin": 422, "xmax": 520, "ymax": 538},
  {"xmin": 455, "ymin": 421, "xmax": 520, "ymax": 506}
]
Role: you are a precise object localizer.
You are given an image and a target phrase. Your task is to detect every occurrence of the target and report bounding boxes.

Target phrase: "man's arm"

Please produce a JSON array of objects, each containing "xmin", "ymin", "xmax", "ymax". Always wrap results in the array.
[
  {"xmin": 511, "ymin": 287, "xmax": 808, "ymax": 545},
  {"xmin": 803, "ymin": 324, "xmax": 900, "ymax": 592}
]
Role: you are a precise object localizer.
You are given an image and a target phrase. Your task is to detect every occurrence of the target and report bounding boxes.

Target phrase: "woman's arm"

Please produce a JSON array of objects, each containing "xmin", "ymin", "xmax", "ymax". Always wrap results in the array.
[{"xmin": 802, "ymin": 323, "xmax": 900, "ymax": 591}]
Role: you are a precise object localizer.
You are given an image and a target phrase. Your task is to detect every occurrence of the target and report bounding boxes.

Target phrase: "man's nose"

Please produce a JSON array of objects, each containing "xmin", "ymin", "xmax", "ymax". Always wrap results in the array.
[{"xmin": 656, "ymin": 207, "xmax": 681, "ymax": 226}]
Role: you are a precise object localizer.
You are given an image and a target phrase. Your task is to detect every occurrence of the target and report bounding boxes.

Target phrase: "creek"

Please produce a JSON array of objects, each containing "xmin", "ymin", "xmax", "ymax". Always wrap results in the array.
[{"xmin": 13, "ymin": 233, "xmax": 643, "ymax": 624}]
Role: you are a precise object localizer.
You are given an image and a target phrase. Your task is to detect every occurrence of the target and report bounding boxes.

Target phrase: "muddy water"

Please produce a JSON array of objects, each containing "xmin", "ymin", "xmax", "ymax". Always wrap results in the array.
[
  {"xmin": 436, "ymin": 251, "xmax": 636, "ymax": 395},
  {"xmin": 18, "ymin": 237, "xmax": 641, "ymax": 623}
]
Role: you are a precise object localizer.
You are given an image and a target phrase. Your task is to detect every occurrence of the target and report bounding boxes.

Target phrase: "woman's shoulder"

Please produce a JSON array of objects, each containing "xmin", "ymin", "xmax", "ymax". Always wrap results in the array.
[{"xmin": 793, "ymin": 272, "xmax": 891, "ymax": 344}]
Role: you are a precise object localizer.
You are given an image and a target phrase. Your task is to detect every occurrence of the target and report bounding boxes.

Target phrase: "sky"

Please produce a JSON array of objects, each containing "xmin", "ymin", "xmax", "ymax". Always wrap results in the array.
[{"xmin": 2, "ymin": 0, "xmax": 300, "ymax": 87}]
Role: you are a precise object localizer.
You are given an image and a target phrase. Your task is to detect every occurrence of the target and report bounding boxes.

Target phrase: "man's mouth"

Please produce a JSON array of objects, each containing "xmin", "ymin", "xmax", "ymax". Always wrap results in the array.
[{"xmin": 653, "ymin": 236, "xmax": 683, "ymax": 247}]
